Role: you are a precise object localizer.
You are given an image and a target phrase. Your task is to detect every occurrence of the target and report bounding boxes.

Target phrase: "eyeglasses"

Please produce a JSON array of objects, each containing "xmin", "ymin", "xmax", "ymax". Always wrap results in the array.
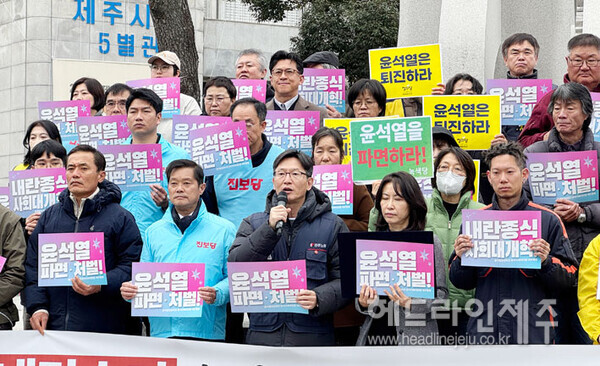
[
  {"xmin": 273, "ymin": 170, "xmax": 308, "ymax": 180},
  {"xmin": 271, "ymin": 68, "xmax": 300, "ymax": 78},
  {"xmin": 149, "ymin": 64, "xmax": 173, "ymax": 72},
  {"xmin": 204, "ymin": 96, "xmax": 231, "ymax": 105},
  {"xmin": 105, "ymin": 100, "xmax": 127, "ymax": 108},
  {"xmin": 568, "ymin": 57, "xmax": 600, "ymax": 67},
  {"xmin": 352, "ymin": 99, "xmax": 378, "ymax": 108}
]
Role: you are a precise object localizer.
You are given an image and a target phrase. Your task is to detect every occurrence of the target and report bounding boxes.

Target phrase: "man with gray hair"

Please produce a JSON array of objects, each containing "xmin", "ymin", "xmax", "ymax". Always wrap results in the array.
[
  {"xmin": 235, "ymin": 49, "xmax": 274, "ymax": 102},
  {"xmin": 524, "ymin": 82, "xmax": 598, "ymax": 344},
  {"xmin": 519, "ymin": 33, "xmax": 600, "ymax": 147}
]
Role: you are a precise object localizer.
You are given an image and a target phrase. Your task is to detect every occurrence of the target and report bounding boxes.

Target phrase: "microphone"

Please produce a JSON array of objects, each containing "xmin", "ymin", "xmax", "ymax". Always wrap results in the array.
[{"xmin": 275, "ymin": 191, "xmax": 288, "ymax": 236}]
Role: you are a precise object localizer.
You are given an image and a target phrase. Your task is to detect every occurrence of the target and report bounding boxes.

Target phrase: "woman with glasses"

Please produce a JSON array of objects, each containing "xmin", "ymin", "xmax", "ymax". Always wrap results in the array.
[
  {"xmin": 347, "ymin": 79, "xmax": 387, "ymax": 118},
  {"xmin": 356, "ymin": 171, "xmax": 448, "ymax": 346},
  {"xmin": 202, "ymin": 76, "xmax": 237, "ymax": 117},
  {"xmin": 425, "ymin": 147, "xmax": 484, "ymax": 341}
]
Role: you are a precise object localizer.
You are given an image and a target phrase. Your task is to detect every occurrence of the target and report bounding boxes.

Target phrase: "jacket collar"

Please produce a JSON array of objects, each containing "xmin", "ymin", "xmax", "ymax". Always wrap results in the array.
[
  {"xmin": 563, "ymin": 74, "xmax": 600, "ymax": 92},
  {"xmin": 431, "ymin": 189, "xmax": 475, "ymax": 211},
  {"xmin": 265, "ymin": 187, "xmax": 331, "ymax": 223},
  {"xmin": 547, "ymin": 127, "xmax": 595, "ymax": 152},
  {"xmin": 58, "ymin": 180, "xmax": 122, "ymax": 217},
  {"xmin": 490, "ymin": 189, "xmax": 529, "ymax": 211},
  {"xmin": 506, "ymin": 69, "xmax": 538, "ymax": 79}
]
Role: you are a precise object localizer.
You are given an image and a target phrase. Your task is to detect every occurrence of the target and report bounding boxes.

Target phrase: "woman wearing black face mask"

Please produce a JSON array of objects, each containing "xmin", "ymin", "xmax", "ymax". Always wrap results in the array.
[{"xmin": 425, "ymin": 146, "xmax": 484, "ymax": 343}]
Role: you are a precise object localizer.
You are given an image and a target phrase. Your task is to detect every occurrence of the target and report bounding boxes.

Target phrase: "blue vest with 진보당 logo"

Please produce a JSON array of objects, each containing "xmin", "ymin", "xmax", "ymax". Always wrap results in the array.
[
  {"xmin": 213, "ymin": 144, "xmax": 283, "ymax": 228},
  {"xmin": 142, "ymin": 202, "xmax": 236, "ymax": 339},
  {"xmin": 121, "ymin": 135, "xmax": 190, "ymax": 241}
]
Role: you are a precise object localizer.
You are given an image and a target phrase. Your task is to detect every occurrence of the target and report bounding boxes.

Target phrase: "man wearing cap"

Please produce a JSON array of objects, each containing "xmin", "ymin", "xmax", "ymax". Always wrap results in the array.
[
  {"xmin": 148, "ymin": 51, "xmax": 202, "ymax": 142},
  {"xmin": 303, "ymin": 51, "xmax": 343, "ymax": 118}
]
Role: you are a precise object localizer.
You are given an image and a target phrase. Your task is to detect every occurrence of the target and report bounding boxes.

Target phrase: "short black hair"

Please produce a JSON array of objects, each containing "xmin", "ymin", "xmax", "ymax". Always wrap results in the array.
[
  {"xmin": 126, "ymin": 88, "xmax": 163, "ymax": 114},
  {"xmin": 311, "ymin": 127, "xmax": 344, "ymax": 162},
  {"xmin": 347, "ymin": 79, "xmax": 387, "ymax": 117},
  {"xmin": 432, "ymin": 147, "xmax": 476, "ymax": 197},
  {"xmin": 230, "ymin": 97, "xmax": 267, "ymax": 121},
  {"xmin": 273, "ymin": 149, "xmax": 314, "ymax": 177},
  {"xmin": 203, "ymin": 76, "xmax": 237, "ymax": 100},
  {"xmin": 568, "ymin": 33, "xmax": 600, "ymax": 52},
  {"xmin": 547, "ymin": 82, "xmax": 594, "ymax": 131},
  {"xmin": 68, "ymin": 144, "xmax": 106, "ymax": 172},
  {"xmin": 23, "ymin": 120, "xmax": 63, "ymax": 166},
  {"xmin": 502, "ymin": 33, "xmax": 540, "ymax": 57},
  {"xmin": 443, "ymin": 73, "xmax": 483, "ymax": 95},
  {"xmin": 31, "ymin": 140, "xmax": 67, "ymax": 167},
  {"xmin": 70, "ymin": 77, "xmax": 106, "ymax": 112},
  {"xmin": 269, "ymin": 50, "xmax": 304, "ymax": 75},
  {"xmin": 105, "ymin": 83, "xmax": 134, "ymax": 98},
  {"xmin": 374, "ymin": 171, "xmax": 427, "ymax": 232},
  {"xmin": 166, "ymin": 159, "xmax": 204, "ymax": 185},
  {"xmin": 483, "ymin": 141, "xmax": 527, "ymax": 170}
]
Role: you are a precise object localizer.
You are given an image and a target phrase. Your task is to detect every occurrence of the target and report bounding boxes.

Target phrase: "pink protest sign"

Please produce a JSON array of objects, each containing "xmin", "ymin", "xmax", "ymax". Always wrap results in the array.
[
  {"xmin": 232, "ymin": 79, "xmax": 267, "ymax": 103},
  {"xmin": 127, "ymin": 77, "xmax": 180, "ymax": 118},
  {"xmin": 132, "ymin": 262, "xmax": 206, "ymax": 317},
  {"xmin": 38, "ymin": 100, "xmax": 92, "ymax": 152},
  {"xmin": 0, "ymin": 255, "xmax": 6, "ymax": 272},
  {"xmin": 76, "ymin": 115, "xmax": 130, "ymax": 148},
  {"xmin": 527, "ymin": 151, "xmax": 599, "ymax": 204},
  {"xmin": 38, "ymin": 232, "xmax": 107, "ymax": 287},
  {"xmin": 189, "ymin": 121, "xmax": 252, "ymax": 176},
  {"xmin": 97, "ymin": 144, "xmax": 163, "ymax": 191},
  {"xmin": 264, "ymin": 110, "xmax": 320, "ymax": 155},
  {"xmin": 172, "ymin": 115, "xmax": 231, "ymax": 155},
  {"xmin": 0, "ymin": 187, "xmax": 9, "ymax": 209},
  {"xmin": 486, "ymin": 79, "xmax": 553, "ymax": 126},
  {"xmin": 356, "ymin": 239, "xmax": 435, "ymax": 299},
  {"xmin": 9, "ymin": 168, "xmax": 67, "ymax": 218},
  {"xmin": 299, "ymin": 68, "xmax": 346, "ymax": 113},
  {"xmin": 462, "ymin": 209, "xmax": 541, "ymax": 269},
  {"xmin": 228, "ymin": 260, "xmax": 308, "ymax": 314},
  {"xmin": 313, "ymin": 164, "xmax": 353, "ymax": 215},
  {"xmin": 590, "ymin": 92, "xmax": 600, "ymax": 141}
]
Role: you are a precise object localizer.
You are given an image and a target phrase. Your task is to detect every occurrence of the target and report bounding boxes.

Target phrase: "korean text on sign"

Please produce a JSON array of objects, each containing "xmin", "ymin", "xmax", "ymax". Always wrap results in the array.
[
  {"xmin": 0, "ymin": 186, "xmax": 9, "ymax": 209},
  {"xmin": 189, "ymin": 121, "xmax": 252, "ymax": 176},
  {"xmin": 298, "ymin": 68, "xmax": 346, "ymax": 113},
  {"xmin": 369, "ymin": 44, "xmax": 442, "ymax": 98},
  {"xmin": 97, "ymin": 144, "xmax": 163, "ymax": 191},
  {"xmin": 76, "ymin": 115, "xmax": 131, "ymax": 148},
  {"xmin": 127, "ymin": 77, "xmax": 181, "ymax": 119},
  {"xmin": 486, "ymin": 79, "xmax": 553, "ymax": 126},
  {"xmin": 231, "ymin": 79, "xmax": 267, "ymax": 103},
  {"xmin": 9, "ymin": 168, "xmax": 67, "ymax": 218},
  {"xmin": 38, "ymin": 232, "xmax": 107, "ymax": 287},
  {"xmin": 132, "ymin": 262, "xmax": 205, "ymax": 317},
  {"xmin": 228, "ymin": 260, "xmax": 308, "ymax": 314},
  {"xmin": 313, "ymin": 164, "xmax": 353, "ymax": 215},
  {"xmin": 264, "ymin": 110, "xmax": 320, "ymax": 156},
  {"xmin": 38, "ymin": 100, "xmax": 92, "ymax": 152},
  {"xmin": 172, "ymin": 115, "xmax": 231, "ymax": 155},
  {"xmin": 423, "ymin": 95, "xmax": 502, "ymax": 150},
  {"xmin": 356, "ymin": 239, "xmax": 435, "ymax": 299},
  {"xmin": 350, "ymin": 116, "xmax": 433, "ymax": 183},
  {"xmin": 461, "ymin": 209, "xmax": 542, "ymax": 269},
  {"xmin": 527, "ymin": 151, "xmax": 599, "ymax": 204}
]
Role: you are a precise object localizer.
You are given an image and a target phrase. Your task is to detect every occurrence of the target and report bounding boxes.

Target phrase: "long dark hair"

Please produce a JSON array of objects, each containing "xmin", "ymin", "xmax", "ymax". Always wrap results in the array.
[
  {"xmin": 374, "ymin": 171, "xmax": 427, "ymax": 232},
  {"xmin": 22, "ymin": 120, "xmax": 62, "ymax": 166}
]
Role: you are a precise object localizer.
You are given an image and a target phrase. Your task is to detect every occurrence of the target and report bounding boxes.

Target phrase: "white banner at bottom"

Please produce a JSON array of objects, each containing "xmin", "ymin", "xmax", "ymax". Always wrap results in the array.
[{"xmin": 0, "ymin": 331, "xmax": 594, "ymax": 366}]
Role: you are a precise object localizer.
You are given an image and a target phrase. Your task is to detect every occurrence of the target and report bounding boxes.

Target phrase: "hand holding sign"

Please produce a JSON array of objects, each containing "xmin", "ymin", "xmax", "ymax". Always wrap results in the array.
[
  {"xmin": 296, "ymin": 289, "xmax": 317, "ymax": 310},
  {"xmin": 358, "ymin": 284, "xmax": 378, "ymax": 308},
  {"xmin": 71, "ymin": 276, "xmax": 101, "ymax": 296},
  {"xmin": 454, "ymin": 234, "xmax": 474, "ymax": 258},
  {"xmin": 198, "ymin": 287, "xmax": 217, "ymax": 304},
  {"xmin": 554, "ymin": 198, "xmax": 582, "ymax": 223},
  {"xmin": 120, "ymin": 281, "xmax": 138, "ymax": 300},
  {"xmin": 529, "ymin": 238, "xmax": 551, "ymax": 263}
]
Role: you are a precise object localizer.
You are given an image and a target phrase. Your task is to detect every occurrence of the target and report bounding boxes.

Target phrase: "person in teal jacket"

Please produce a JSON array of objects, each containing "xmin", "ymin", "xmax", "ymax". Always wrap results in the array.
[
  {"xmin": 121, "ymin": 159, "xmax": 236, "ymax": 340},
  {"xmin": 120, "ymin": 88, "xmax": 190, "ymax": 241},
  {"xmin": 425, "ymin": 146, "xmax": 484, "ymax": 341}
]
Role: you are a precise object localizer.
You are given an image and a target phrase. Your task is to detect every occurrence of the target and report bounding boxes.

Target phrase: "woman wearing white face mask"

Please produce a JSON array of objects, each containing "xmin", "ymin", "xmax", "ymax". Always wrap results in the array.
[{"xmin": 425, "ymin": 146, "xmax": 484, "ymax": 343}]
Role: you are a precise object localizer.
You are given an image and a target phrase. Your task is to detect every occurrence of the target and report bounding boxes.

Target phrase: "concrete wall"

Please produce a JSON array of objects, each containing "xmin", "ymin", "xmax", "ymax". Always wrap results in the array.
[{"xmin": 202, "ymin": 19, "xmax": 298, "ymax": 78}]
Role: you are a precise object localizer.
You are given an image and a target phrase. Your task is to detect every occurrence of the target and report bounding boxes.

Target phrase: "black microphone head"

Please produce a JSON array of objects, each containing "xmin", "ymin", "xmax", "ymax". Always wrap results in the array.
[{"xmin": 276, "ymin": 191, "xmax": 288, "ymax": 205}]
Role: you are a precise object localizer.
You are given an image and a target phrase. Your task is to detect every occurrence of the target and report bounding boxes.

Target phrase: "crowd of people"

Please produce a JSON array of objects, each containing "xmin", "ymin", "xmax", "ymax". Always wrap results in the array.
[{"xmin": 1, "ymin": 31, "xmax": 600, "ymax": 347}]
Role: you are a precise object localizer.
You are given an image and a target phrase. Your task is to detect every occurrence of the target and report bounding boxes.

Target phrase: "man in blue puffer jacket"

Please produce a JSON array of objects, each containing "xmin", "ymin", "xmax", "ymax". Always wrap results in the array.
[
  {"xmin": 229, "ymin": 149, "xmax": 349, "ymax": 346},
  {"xmin": 25, "ymin": 144, "xmax": 142, "ymax": 335},
  {"xmin": 121, "ymin": 159, "xmax": 236, "ymax": 340}
]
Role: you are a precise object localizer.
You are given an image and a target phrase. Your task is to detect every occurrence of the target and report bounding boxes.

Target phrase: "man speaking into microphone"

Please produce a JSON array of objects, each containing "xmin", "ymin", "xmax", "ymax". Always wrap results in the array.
[{"xmin": 229, "ymin": 149, "xmax": 349, "ymax": 346}]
